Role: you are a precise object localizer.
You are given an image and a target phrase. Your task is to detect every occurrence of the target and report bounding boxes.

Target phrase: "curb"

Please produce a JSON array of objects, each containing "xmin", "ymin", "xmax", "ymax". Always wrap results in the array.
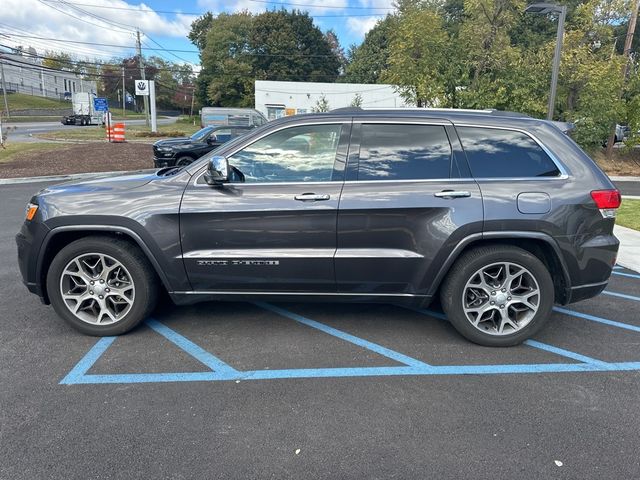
[
  {"xmin": 614, "ymin": 224, "xmax": 640, "ymax": 273},
  {"xmin": 0, "ymin": 170, "xmax": 139, "ymax": 185},
  {"xmin": 610, "ymin": 176, "xmax": 640, "ymax": 182},
  {"xmin": 622, "ymin": 195, "xmax": 640, "ymax": 200}
]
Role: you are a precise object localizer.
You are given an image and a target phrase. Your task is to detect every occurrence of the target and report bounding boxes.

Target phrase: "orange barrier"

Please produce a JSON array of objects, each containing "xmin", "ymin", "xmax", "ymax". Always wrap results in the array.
[{"xmin": 110, "ymin": 123, "xmax": 125, "ymax": 143}]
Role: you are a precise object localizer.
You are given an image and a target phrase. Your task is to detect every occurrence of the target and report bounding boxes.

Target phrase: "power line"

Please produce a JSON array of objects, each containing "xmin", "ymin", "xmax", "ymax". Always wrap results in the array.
[
  {"xmin": 39, "ymin": 0, "xmax": 388, "ymax": 16},
  {"xmin": 1, "ymin": 33, "xmax": 345, "ymax": 58},
  {"xmin": 248, "ymin": 0, "xmax": 393, "ymax": 10}
]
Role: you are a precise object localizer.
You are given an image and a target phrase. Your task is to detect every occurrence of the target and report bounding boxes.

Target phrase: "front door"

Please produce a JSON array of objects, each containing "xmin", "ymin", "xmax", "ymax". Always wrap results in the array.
[
  {"xmin": 180, "ymin": 120, "xmax": 350, "ymax": 292},
  {"xmin": 336, "ymin": 119, "xmax": 484, "ymax": 296}
]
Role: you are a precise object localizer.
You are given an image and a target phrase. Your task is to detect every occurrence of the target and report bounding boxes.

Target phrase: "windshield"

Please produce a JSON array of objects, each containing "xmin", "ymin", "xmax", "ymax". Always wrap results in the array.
[{"xmin": 190, "ymin": 127, "xmax": 214, "ymax": 142}]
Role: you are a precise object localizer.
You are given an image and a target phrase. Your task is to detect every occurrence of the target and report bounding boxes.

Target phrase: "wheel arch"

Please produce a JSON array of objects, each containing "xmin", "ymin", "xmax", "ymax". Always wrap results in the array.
[
  {"xmin": 428, "ymin": 232, "xmax": 572, "ymax": 305},
  {"xmin": 37, "ymin": 226, "xmax": 173, "ymax": 304}
]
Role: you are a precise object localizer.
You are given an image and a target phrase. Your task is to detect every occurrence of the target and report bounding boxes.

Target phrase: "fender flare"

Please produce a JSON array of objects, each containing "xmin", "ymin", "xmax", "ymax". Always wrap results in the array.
[
  {"xmin": 427, "ymin": 231, "xmax": 572, "ymax": 296},
  {"xmin": 37, "ymin": 224, "xmax": 174, "ymax": 295}
]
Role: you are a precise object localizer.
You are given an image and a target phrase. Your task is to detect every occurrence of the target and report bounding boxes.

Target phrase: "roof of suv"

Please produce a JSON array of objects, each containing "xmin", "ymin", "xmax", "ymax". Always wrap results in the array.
[{"xmin": 267, "ymin": 108, "xmax": 569, "ymax": 132}]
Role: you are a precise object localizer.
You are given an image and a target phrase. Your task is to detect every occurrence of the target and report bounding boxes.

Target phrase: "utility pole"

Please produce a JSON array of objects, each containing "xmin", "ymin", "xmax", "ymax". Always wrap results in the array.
[
  {"xmin": 189, "ymin": 85, "xmax": 195, "ymax": 120},
  {"xmin": 136, "ymin": 30, "xmax": 150, "ymax": 127},
  {"xmin": 122, "ymin": 65, "xmax": 126, "ymax": 117},
  {"xmin": 606, "ymin": 0, "xmax": 640, "ymax": 158},
  {"xmin": 0, "ymin": 58, "xmax": 9, "ymax": 118}
]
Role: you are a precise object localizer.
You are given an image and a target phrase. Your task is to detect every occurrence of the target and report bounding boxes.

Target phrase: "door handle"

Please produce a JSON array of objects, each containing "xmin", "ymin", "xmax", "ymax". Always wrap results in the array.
[
  {"xmin": 294, "ymin": 193, "xmax": 331, "ymax": 201},
  {"xmin": 434, "ymin": 190, "xmax": 471, "ymax": 199}
]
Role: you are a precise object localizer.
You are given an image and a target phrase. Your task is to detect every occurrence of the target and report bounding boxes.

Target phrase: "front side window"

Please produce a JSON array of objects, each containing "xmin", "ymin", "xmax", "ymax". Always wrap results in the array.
[
  {"xmin": 457, "ymin": 127, "xmax": 561, "ymax": 178},
  {"xmin": 228, "ymin": 124, "xmax": 343, "ymax": 183},
  {"xmin": 358, "ymin": 124, "xmax": 452, "ymax": 180}
]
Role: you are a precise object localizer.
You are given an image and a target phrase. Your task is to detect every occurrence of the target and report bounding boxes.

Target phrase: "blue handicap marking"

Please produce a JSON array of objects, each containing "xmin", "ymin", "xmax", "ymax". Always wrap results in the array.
[{"xmin": 61, "ymin": 300, "xmax": 640, "ymax": 385}]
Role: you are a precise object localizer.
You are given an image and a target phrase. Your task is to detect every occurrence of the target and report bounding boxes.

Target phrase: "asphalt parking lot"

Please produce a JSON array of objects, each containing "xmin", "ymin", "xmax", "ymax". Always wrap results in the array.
[{"xmin": 2, "ymin": 180, "xmax": 640, "ymax": 479}]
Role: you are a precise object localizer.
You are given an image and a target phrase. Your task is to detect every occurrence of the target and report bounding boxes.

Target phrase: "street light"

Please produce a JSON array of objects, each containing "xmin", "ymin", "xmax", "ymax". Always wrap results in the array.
[{"xmin": 525, "ymin": 2, "xmax": 567, "ymax": 121}]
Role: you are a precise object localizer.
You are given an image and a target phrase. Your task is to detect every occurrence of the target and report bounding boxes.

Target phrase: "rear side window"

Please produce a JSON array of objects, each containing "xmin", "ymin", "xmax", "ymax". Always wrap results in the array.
[
  {"xmin": 457, "ymin": 127, "xmax": 560, "ymax": 178},
  {"xmin": 358, "ymin": 124, "xmax": 451, "ymax": 180}
]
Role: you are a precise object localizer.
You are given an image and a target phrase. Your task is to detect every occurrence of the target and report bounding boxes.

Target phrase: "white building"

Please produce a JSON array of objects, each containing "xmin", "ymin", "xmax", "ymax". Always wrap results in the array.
[
  {"xmin": 0, "ymin": 47, "xmax": 97, "ymax": 101},
  {"xmin": 254, "ymin": 80, "xmax": 413, "ymax": 120}
]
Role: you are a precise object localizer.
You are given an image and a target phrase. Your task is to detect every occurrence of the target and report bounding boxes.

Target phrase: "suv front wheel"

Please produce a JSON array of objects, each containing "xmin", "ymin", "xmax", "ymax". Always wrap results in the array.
[
  {"xmin": 46, "ymin": 236, "xmax": 159, "ymax": 336},
  {"xmin": 440, "ymin": 245, "xmax": 554, "ymax": 347}
]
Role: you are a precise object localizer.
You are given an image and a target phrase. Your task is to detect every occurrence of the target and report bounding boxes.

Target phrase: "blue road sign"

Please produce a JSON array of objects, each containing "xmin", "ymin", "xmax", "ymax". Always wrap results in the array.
[{"xmin": 93, "ymin": 97, "xmax": 108, "ymax": 112}]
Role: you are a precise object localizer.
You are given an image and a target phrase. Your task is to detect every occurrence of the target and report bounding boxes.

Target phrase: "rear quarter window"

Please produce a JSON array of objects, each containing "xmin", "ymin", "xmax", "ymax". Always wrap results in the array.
[{"xmin": 457, "ymin": 127, "xmax": 561, "ymax": 178}]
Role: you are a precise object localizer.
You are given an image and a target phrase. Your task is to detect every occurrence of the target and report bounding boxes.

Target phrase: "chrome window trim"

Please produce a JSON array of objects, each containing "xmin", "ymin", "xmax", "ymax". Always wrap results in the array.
[
  {"xmin": 454, "ymin": 123, "xmax": 570, "ymax": 179},
  {"xmin": 192, "ymin": 120, "xmax": 349, "ymax": 187}
]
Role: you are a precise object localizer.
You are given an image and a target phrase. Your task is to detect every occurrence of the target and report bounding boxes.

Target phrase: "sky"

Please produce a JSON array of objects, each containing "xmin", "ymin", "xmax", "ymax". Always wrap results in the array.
[{"xmin": 0, "ymin": 0, "xmax": 395, "ymax": 69}]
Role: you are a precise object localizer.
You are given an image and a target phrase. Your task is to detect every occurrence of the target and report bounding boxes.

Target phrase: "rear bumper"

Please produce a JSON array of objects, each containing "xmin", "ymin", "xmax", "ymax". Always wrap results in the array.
[{"xmin": 566, "ymin": 280, "xmax": 608, "ymax": 304}]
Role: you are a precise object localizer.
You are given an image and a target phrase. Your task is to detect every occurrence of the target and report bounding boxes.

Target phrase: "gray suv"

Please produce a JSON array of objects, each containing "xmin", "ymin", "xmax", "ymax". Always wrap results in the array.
[{"xmin": 16, "ymin": 109, "xmax": 621, "ymax": 346}]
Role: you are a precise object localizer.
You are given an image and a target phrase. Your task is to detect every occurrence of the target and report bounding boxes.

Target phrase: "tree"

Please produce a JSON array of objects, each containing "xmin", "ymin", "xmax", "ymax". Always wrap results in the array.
[
  {"xmin": 188, "ymin": 13, "xmax": 215, "ymax": 51},
  {"xmin": 249, "ymin": 10, "xmax": 340, "ymax": 83},
  {"xmin": 343, "ymin": 16, "xmax": 396, "ymax": 84},
  {"xmin": 312, "ymin": 95, "xmax": 330, "ymax": 112},
  {"xmin": 350, "ymin": 93, "xmax": 363, "ymax": 107},
  {"xmin": 42, "ymin": 51, "xmax": 76, "ymax": 72},
  {"xmin": 383, "ymin": 7, "xmax": 449, "ymax": 106},
  {"xmin": 193, "ymin": 10, "xmax": 341, "ymax": 107},
  {"xmin": 199, "ymin": 12, "xmax": 255, "ymax": 107},
  {"xmin": 325, "ymin": 29, "xmax": 347, "ymax": 74}
]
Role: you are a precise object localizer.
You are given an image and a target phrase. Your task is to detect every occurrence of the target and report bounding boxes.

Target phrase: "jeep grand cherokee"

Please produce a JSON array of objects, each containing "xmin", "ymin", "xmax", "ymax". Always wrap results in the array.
[{"xmin": 16, "ymin": 109, "xmax": 621, "ymax": 346}]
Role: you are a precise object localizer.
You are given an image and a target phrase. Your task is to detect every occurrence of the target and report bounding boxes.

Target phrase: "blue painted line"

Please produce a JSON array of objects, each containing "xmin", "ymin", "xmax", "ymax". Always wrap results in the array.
[
  {"xmin": 613, "ymin": 266, "xmax": 623, "ymax": 270},
  {"xmin": 523, "ymin": 340, "xmax": 609, "ymax": 366},
  {"xmin": 410, "ymin": 307, "xmax": 604, "ymax": 364},
  {"xmin": 603, "ymin": 290, "xmax": 640, "ymax": 302},
  {"xmin": 255, "ymin": 302, "xmax": 432, "ymax": 368},
  {"xmin": 553, "ymin": 307, "xmax": 640, "ymax": 333},
  {"xmin": 60, "ymin": 336, "xmax": 116, "ymax": 384},
  {"xmin": 66, "ymin": 371, "xmax": 235, "ymax": 384},
  {"xmin": 409, "ymin": 307, "xmax": 447, "ymax": 321},
  {"xmin": 145, "ymin": 318, "xmax": 238, "ymax": 374},
  {"xmin": 65, "ymin": 361, "xmax": 640, "ymax": 384},
  {"xmin": 613, "ymin": 271, "xmax": 640, "ymax": 280}
]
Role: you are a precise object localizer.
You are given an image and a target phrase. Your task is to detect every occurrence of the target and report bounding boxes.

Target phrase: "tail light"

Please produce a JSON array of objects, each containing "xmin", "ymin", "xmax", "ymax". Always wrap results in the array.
[{"xmin": 591, "ymin": 189, "xmax": 621, "ymax": 218}]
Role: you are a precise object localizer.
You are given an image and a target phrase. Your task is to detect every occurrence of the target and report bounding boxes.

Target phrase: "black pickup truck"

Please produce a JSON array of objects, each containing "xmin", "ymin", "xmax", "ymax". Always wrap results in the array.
[{"xmin": 153, "ymin": 125, "xmax": 255, "ymax": 167}]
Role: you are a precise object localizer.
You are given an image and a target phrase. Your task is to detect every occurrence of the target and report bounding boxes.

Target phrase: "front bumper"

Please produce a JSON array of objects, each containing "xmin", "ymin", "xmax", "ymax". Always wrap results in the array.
[{"xmin": 153, "ymin": 156, "xmax": 177, "ymax": 168}]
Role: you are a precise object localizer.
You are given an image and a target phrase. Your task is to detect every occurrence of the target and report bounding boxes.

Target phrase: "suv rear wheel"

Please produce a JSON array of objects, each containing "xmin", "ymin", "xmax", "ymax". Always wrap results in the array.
[
  {"xmin": 46, "ymin": 236, "xmax": 159, "ymax": 336},
  {"xmin": 440, "ymin": 245, "xmax": 554, "ymax": 346}
]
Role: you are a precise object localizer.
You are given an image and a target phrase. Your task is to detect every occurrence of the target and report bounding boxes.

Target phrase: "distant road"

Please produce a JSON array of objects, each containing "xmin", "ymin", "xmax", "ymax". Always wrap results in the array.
[{"xmin": 4, "ymin": 117, "xmax": 178, "ymax": 143}]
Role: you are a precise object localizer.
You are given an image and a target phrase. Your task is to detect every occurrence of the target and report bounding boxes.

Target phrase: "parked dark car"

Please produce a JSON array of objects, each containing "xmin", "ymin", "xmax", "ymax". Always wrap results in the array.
[
  {"xmin": 153, "ymin": 125, "xmax": 256, "ymax": 168},
  {"xmin": 17, "ymin": 108, "xmax": 620, "ymax": 346}
]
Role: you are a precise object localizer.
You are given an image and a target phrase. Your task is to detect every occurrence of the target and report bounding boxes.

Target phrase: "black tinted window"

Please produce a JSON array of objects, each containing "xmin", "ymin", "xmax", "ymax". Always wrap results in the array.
[
  {"xmin": 358, "ymin": 124, "xmax": 451, "ymax": 180},
  {"xmin": 229, "ymin": 124, "xmax": 342, "ymax": 183},
  {"xmin": 458, "ymin": 127, "xmax": 560, "ymax": 178}
]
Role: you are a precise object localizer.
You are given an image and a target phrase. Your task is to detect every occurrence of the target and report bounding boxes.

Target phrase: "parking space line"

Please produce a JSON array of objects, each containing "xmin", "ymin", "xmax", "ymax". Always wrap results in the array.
[
  {"xmin": 145, "ymin": 319, "xmax": 238, "ymax": 375},
  {"xmin": 60, "ymin": 337, "xmax": 116, "ymax": 384},
  {"xmin": 523, "ymin": 340, "xmax": 608, "ymax": 366},
  {"xmin": 613, "ymin": 266, "xmax": 623, "ymax": 270},
  {"xmin": 411, "ymin": 308, "xmax": 607, "ymax": 364},
  {"xmin": 255, "ymin": 302, "xmax": 432, "ymax": 368},
  {"xmin": 553, "ymin": 307, "xmax": 640, "ymax": 333},
  {"xmin": 613, "ymin": 271, "xmax": 640, "ymax": 280},
  {"xmin": 603, "ymin": 290, "xmax": 640, "ymax": 302}
]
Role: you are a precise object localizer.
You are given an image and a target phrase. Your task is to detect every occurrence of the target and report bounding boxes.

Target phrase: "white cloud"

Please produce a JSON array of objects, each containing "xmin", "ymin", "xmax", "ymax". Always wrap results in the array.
[
  {"xmin": 197, "ymin": 0, "xmax": 349, "ymax": 16},
  {"xmin": 0, "ymin": 0, "xmax": 198, "ymax": 60},
  {"xmin": 346, "ymin": 16, "xmax": 379, "ymax": 39}
]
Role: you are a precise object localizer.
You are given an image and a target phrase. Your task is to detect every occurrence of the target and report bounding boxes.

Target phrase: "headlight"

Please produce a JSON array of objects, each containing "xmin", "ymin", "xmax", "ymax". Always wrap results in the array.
[
  {"xmin": 157, "ymin": 147, "xmax": 173, "ymax": 152},
  {"xmin": 25, "ymin": 203, "xmax": 38, "ymax": 221}
]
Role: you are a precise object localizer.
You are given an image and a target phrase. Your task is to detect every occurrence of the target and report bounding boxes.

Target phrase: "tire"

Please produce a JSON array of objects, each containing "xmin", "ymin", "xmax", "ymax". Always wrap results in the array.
[
  {"xmin": 46, "ymin": 236, "xmax": 159, "ymax": 336},
  {"xmin": 176, "ymin": 156, "xmax": 194, "ymax": 167},
  {"xmin": 440, "ymin": 245, "xmax": 554, "ymax": 347}
]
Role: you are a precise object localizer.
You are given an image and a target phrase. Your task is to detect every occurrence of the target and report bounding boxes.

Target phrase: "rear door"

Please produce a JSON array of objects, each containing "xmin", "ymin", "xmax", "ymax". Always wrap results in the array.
[{"xmin": 336, "ymin": 118, "xmax": 484, "ymax": 295}]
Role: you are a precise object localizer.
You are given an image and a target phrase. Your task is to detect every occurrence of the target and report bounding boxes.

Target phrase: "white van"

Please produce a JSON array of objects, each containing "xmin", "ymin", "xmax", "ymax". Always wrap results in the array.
[{"xmin": 200, "ymin": 107, "xmax": 267, "ymax": 129}]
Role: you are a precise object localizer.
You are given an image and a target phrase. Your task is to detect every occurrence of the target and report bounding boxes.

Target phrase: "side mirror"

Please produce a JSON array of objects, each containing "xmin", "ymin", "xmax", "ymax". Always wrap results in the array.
[
  {"xmin": 206, "ymin": 135, "xmax": 217, "ymax": 145},
  {"xmin": 203, "ymin": 156, "xmax": 229, "ymax": 185}
]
